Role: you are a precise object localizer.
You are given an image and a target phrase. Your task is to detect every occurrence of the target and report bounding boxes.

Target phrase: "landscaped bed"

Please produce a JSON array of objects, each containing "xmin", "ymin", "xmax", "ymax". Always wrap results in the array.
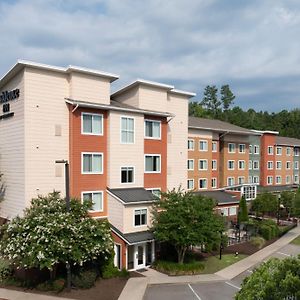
[{"xmin": 290, "ymin": 236, "xmax": 300, "ymax": 246}]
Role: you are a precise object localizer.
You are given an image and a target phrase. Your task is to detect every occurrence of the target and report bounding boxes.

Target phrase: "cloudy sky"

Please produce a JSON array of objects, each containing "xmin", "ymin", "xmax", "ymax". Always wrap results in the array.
[{"xmin": 0, "ymin": 0, "xmax": 299, "ymax": 112}]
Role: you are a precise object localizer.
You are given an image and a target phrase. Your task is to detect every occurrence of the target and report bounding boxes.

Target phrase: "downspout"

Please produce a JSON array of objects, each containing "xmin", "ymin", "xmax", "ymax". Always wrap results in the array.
[{"xmin": 72, "ymin": 104, "xmax": 79, "ymax": 113}]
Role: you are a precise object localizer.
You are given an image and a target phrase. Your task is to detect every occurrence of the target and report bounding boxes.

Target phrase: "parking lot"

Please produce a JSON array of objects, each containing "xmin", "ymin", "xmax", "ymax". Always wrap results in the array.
[{"xmin": 144, "ymin": 243, "xmax": 300, "ymax": 300}]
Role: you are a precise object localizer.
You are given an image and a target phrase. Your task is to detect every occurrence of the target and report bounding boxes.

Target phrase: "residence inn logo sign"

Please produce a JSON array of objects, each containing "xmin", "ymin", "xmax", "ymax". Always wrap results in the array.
[{"xmin": 0, "ymin": 88, "xmax": 20, "ymax": 120}]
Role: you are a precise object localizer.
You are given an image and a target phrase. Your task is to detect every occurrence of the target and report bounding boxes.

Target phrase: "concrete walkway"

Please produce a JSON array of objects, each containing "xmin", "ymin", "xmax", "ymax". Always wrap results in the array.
[{"xmin": 118, "ymin": 225, "xmax": 300, "ymax": 300}]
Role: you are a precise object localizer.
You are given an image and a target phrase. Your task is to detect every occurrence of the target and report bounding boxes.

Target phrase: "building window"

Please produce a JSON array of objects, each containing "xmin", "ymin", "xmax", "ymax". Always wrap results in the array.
[
  {"xmin": 145, "ymin": 155, "xmax": 161, "ymax": 173},
  {"xmin": 254, "ymin": 145, "xmax": 259, "ymax": 154},
  {"xmin": 82, "ymin": 153, "xmax": 103, "ymax": 174},
  {"xmin": 188, "ymin": 139, "xmax": 195, "ymax": 150},
  {"xmin": 239, "ymin": 144, "xmax": 246, "ymax": 153},
  {"xmin": 187, "ymin": 179, "xmax": 194, "ymax": 190},
  {"xmin": 220, "ymin": 208, "xmax": 229, "ymax": 216},
  {"xmin": 199, "ymin": 159, "xmax": 208, "ymax": 170},
  {"xmin": 228, "ymin": 143, "xmax": 236, "ymax": 153},
  {"xmin": 286, "ymin": 175, "xmax": 291, "ymax": 184},
  {"xmin": 253, "ymin": 176, "xmax": 259, "ymax": 184},
  {"xmin": 82, "ymin": 191, "xmax": 103, "ymax": 212},
  {"xmin": 199, "ymin": 140, "xmax": 208, "ymax": 151},
  {"xmin": 268, "ymin": 146, "xmax": 274, "ymax": 155},
  {"xmin": 82, "ymin": 113, "xmax": 103, "ymax": 135},
  {"xmin": 253, "ymin": 161, "xmax": 259, "ymax": 170},
  {"xmin": 275, "ymin": 175, "xmax": 282, "ymax": 185},
  {"xmin": 212, "ymin": 142, "xmax": 217, "ymax": 152},
  {"xmin": 249, "ymin": 145, "xmax": 253, "ymax": 154},
  {"xmin": 248, "ymin": 176, "xmax": 252, "ymax": 183},
  {"xmin": 276, "ymin": 161, "xmax": 282, "ymax": 170},
  {"xmin": 286, "ymin": 161, "xmax": 291, "ymax": 170},
  {"xmin": 238, "ymin": 176, "xmax": 245, "ymax": 184},
  {"xmin": 228, "ymin": 160, "xmax": 235, "ymax": 170},
  {"xmin": 134, "ymin": 209, "xmax": 147, "ymax": 226},
  {"xmin": 238, "ymin": 160, "xmax": 245, "ymax": 170},
  {"xmin": 227, "ymin": 177, "xmax": 235, "ymax": 186},
  {"xmin": 267, "ymin": 161, "xmax": 273, "ymax": 170},
  {"xmin": 121, "ymin": 167, "xmax": 134, "ymax": 183},
  {"xmin": 244, "ymin": 185, "xmax": 256, "ymax": 200},
  {"xmin": 121, "ymin": 117, "xmax": 134, "ymax": 143},
  {"xmin": 295, "ymin": 174, "xmax": 299, "ymax": 184},
  {"xmin": 147, "ymin": 188, "xmax": 161, "ymax": 198},
  {"xmin": 295, "ymin": 148, "xmax": 299, "ymax": 156},
  {"xmin": 249, "ymin": 160, "xmax": 252, "ymax": 170},
  {"xmin": 229, "ymin": 207, "xmax": 237, "ymax": 216},
  {"xmin": 145, "ymin": 120, "xmax": 161, "ymax": 139},
  {"xmin": 295, "ymin": 161, "xmax": 299, "ymax": 170},
  {"xmin": 187, "ymin": 159, "xmax": 194, "ymax": 170},
  {"xmin": 276, "ymin": 147, "xmax": 282, "ymax": 155},
  {"xmin": 286, "ymin": 147, "xmax": 291, "ymax": 156},
  {"xmin": 199, "ymin": 178, "xmax": 207, "ymax": 189},
  {"xmin": 211, "ymin": 178, "xmax": 217, "ymax": 189},
  {"xmin": 267, "ymin": 176, "xmax": 273, "ymax": 185},
  {"xmin": 212, "ymin": 160, "xmax": 217, "ymax": 170}
]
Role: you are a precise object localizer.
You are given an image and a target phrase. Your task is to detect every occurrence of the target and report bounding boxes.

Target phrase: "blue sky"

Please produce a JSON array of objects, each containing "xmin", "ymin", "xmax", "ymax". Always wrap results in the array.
[{"xmin": 0, "ymin": 0, "xmax": 300, "ymax": 112}]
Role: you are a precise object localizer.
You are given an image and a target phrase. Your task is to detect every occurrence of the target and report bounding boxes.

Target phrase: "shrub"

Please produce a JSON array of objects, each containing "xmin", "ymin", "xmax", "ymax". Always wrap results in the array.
[
  {"xmin": 153, "ymin": 260, "xmax": 204, "ymax": 276},
  {"xmin": 101, "ymin": 262, "xmax": 120, "ymax": 279},
  {"xmin": 259, "ymin": 225, "xmax": 273, "ymax": 240},
  {"xmin": 72, "ymin": 269, "xmax": 97, "ymax": 289},
  {"xmin": 278, "ymin": 224, "xmax": 296, "ymax": 237},
  {"xmin": 250, "ymin": 236, "xmax": 265, "ymax": 249},
  {"xmin": 36, "ymin": 281, "xmax": 53, "ymax": 291},
  {"xmin": 0, "ymin": 259, "xmax": 12, "ymax": 282},
  {"xmin": 52, "ymin": 278, "xmax": 65, "ymax": 292}
]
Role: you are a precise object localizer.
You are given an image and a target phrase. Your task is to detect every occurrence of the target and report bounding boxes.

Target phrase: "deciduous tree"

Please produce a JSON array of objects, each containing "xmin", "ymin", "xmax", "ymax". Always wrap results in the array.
[
  {"xmin": 251, "ymin": 192, "xmax": 277, "ymax": 217},
  {"xmin": 238, "ymin": 195, "xmax": 248, "ymax": 223}
]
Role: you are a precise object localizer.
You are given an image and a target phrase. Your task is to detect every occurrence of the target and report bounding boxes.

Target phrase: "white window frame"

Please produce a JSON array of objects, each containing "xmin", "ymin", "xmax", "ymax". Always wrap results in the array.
[
  {"xmin": 249, "ymin": 145, "xmax": 253, "ymax": 154},
  {"xmin": 295, "ymin": 161, "xmax": 299, "ymax": 170},
  {"xmin": 253, "ymin": 160, "xmax": 259, "ymax": 170},
  {"xmin": 248, "ymin": 176, "xmax": 252, "ymax": 184},
  {"xmin": 253, "ymin": 176, "xmax": 259, "ymax": 184},
  {"xmin": 294, "ymin": 174, "xmax": 299, "ymax": 184},
  {"xmin": 188, "ymin": 139, "xmax": 195, "ymax": 151},
  {"xmin": 133, "ymin": 208, "xmax": 148, "ymax": 227},
  {"xmin": 187, "ymin": 159, "xmax": 194, "ymax": 171},
  {"xmin": 239, "ymin": 144, "xmax": 246, "ymax": 153},
  {"xmin": 187, "ymin": 179, "xmax": 194, "ymax": 190},
  {"xmin": 211, "ymin": 177, "xmax": 217, "ymax": 189},
  {"xmin": 268, "ymin": 146, "xmax": 274, "ymax": 155},
  {"xmin": 120, "ymin": 166, "xmax": 135, "ymax": 184},
  {"xmin": 212, "ymin": 160, "xmax": 217, "ymax": 170},
  {"xmin": 275, "ymin": 175, "xmax": 282, "ymax": 185},
  {"xmin": 81, "ymin": 191, "xmax": 104, "ymax": 212},
  {"xmin": 267, "ymin": 176, "xmax": 273, "ymax": 185},
  {"xmin": 286, "ymin": 147, "xmax": 291, "ymax": 156},
  {"xmin": 199, "ymin": 178, "xmax": 208, "ymax": 190},
  {"xmin": 212, "ymin": 141, "xmax": 217, "ymax": 152},
  {"xmin": 286, "ymin": 161, "xmax": 291, "ymax": 170},
  {"xmin": 229, "ymin": 207, "xmax": 237, "ymax": 216},
  {"xmin": 227, "ymin": 177, "xmax": 235, "ymax": 186},
  {"xmin": 198, "ymin": 159, "xmax": 208, "ymax": 171},
  {"xmin": 146, "ymin": 188, "xmax": 161, "ymax": 199},
  {"xmin": 199, "ymin": 140, "xmax": 208, "ymax": 152},
  {"xmin": 144, "ymin": 119, "xmax": 161, "ymax": 140},
  {"xmin": 254, "ymin": 145, "xmax": 259, "ymax": 155},
  {"xmin": 295, "ymin": 148, "xmax": 299, "ymax": 156},
  {"xmin": 238, "ymin": 160, "xmax": 245, "ymax": 170},
  {"xmin": 286, "ymin": 175, "xmax": 291, "ymax": 184},
  {"xmin": 81, "ymin": 112, "xmax": 104, "ymax": 136},
  {"xmin": 81, "ymin": 152, "xmax": 103, "ymax": 174},
  {"xmin": 249, "ymin": 160, "xmax": 252, "ymax": 170},
  {"xmin": 228, "ymin": 143, "xmax": 236, "ymax": 153},
  {"xmin": 228, "ymin": 160, "xmax": 235, "ymax": 170},
  {"xmin": 276, "ymin": 146, "xmax": 282, "ymax": 155},
  {"xmin": 267, "ymin": 161, "xmax": 274, "ymax": 170},
  {"xmin": 144, "ymin": 154, "xmax": 161, "ymax": 173},
  {"xmin": 120, "ymin": 116, "xmax": 135, "ymax": 144},
  {"xmin": 276, "ymin": 161, "xmax": 282, "ymax": 170},
  {"xmin": 238, "ymin": 176, "xmax": 245, "ymax": 184}
]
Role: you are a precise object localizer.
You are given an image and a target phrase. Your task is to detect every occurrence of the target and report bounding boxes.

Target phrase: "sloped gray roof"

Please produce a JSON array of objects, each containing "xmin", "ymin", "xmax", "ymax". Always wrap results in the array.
[
  {"xmin": 110, "ymin": 224, "xmax": 154, "ymax": 244},
  {"xmin": 275, "ymin": 136, "xmax": 300, "ymax": 147},
  {"xmin": 257, "ymin": 184, "xmax": 299, "ymax": 193},
  {"xmin": 194, "ymin": 190, "xmax": 239, "ymax": 205},
  {"xmin": 107, "ymin": 187, "xmax": 157, "ymax": 204},
  {"xmin": 189, "ymin": 117, "xmax": 256, "ymax": 135}
]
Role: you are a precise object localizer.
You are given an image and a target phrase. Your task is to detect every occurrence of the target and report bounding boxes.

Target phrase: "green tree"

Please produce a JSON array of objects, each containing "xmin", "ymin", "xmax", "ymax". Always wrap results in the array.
[
  {"xmin": 152, "ymin": 189, "xmax": 224, "ymax": 264},
  {"xmin": 238, "ymin": 195, "xmax": 248, "ymax": 223},
  {"xmin": 280, "ymin": 191, "xmax": 294, "ymax": 218},
  {"xmin": 220, "ymin": 84, "xmax": 235, "ymax": 112},
  {"xmin": 0, "ymin": 192, "xmax": 113, "ymax": 273},
  {"xmin": 293, "ymin": 188, "xmax": 300, "ymax": 217},
  {"xmin": 236, "ymin": 257, "xmax": 300, "ymax": 300},
  {"xmin": 188, "ymin": 102, "xmax": 206, "ymax": 117},
  {"xmin": 200, "ymin": 85, "xmax": 221, "ymax": 118},
  {"xmin": 251, "ymin": 192, "xmax": 278, "ymax": 217}
]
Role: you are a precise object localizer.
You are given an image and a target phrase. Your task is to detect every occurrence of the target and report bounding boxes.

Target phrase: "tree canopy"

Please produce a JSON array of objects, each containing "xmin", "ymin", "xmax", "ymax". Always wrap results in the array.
[
  {"xmin": 236, "ymin": 257, "xmax": 300, "ymax": 300},
  {"xmin": 251, "ymin": 192, "xmax": 278, "ymax": 217},
  {"xmin": 152, "ymin": 189, "xmax": 224, "ymax": 264},
  {"xmin": 238, "ymin": 195, "xmax": 248, "ymax": 223},
  {"xmin": 0, "ymin": 192, "xmax": 113, "ymax": 271}
]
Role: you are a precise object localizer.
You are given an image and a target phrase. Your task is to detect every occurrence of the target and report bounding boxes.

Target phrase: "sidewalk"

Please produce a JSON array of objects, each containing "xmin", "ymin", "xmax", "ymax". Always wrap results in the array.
[{"xmin": 118, "ymin": 225, "xmax": 300, "ymax": 300}]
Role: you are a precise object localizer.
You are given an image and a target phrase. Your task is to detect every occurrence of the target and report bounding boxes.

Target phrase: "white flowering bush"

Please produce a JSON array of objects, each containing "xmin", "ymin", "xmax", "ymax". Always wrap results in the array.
[{"xmin": 0, "ymin": 192, "xmax": 113, "ymax": 271}]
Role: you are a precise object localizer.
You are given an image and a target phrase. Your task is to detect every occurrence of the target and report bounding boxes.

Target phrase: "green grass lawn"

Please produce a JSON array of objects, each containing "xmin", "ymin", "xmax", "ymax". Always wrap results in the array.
[
  {"xmin": 290, "ymin": 236, "xmax": 300, "ymax": 246},
  {"xmin": 200, "ymin": 254, "xmax": 248, "ymax": 274}
]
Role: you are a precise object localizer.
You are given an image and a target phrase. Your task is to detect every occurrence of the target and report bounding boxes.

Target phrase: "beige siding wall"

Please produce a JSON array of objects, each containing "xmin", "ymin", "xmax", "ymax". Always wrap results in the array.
[
  {"xmin": 0, "ymin": 71, "xmax": 25, "ymax": 219},
  {"xmin": 123, "ymin": 203, "xmax": 153, "ymax": 234},
  {"xmin": 107, "ymin": 110, "xmax": 144, "ymax": 188},
  {"xmin": 69, "ymin": 72, "xmax": 111, "ymax": 105},
  {"xmin": 188, "ymin": 128, "xmax": 213, "ymax": 139},
  {"xmin": 167, "ymin": 93, "xmax": 188, "ymax": 190},
  {"xmin": 139, "ymin": 86, "xmax": 168, "ymax": 112},
  {"xmin": 107, "ymin": 193, "xmax": 124, "ymax": 232},
  {"xmin": 24, "ymin": 67, "xmax": 69, "ymax": 206},
  {"xmin": 113, "ymin": 86, "xmax": 139, "ymax": 108}
]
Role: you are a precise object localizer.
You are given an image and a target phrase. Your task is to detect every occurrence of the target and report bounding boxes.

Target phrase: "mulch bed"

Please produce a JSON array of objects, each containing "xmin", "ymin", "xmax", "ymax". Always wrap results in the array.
[{"xmin": 0, "ymin": 272, "xmax": 143, "ymax": 300}]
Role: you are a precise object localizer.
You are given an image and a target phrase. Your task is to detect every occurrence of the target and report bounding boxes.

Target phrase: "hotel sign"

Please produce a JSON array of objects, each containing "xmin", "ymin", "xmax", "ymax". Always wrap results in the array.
[{"xmin": 0, "ymin": 88, "xmax": 20, "ymax": 120}]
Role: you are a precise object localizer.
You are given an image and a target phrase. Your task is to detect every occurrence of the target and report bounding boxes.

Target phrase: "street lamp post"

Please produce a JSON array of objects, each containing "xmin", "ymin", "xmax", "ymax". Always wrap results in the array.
[
  {"xmin": 277, "ymin": 194, "xmax": 281, "ymax": 226},
  {"xmin": 55, "ymin": 160, "xmax": 71, "ymax": 291},
  {"xmin": 219, "ymin": 231, "xmax": 223, "ymax": 260}
]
